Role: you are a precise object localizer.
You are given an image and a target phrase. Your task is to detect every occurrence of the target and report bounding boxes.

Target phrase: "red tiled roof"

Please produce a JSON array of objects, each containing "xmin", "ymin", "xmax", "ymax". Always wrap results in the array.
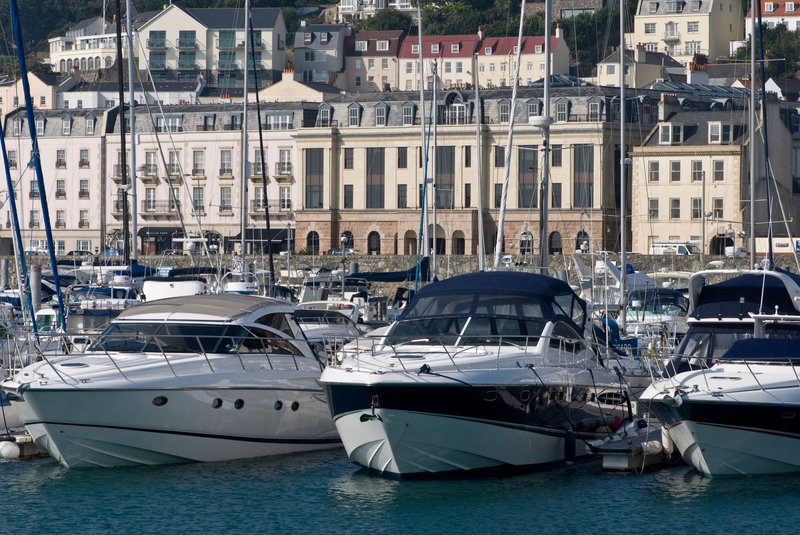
[{"xmin": 397, "ymin": 34, "xmax": 480, "ymax": 58}]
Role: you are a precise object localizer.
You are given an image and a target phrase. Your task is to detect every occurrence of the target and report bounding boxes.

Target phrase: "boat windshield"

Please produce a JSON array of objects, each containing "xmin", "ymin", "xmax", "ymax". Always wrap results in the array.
[
  {"xmin": 628, "ymin": 290, "xmax": 688, "ymax": 316},
  {"xmin": 89, "ymin": 322, "xmax": 303, "ymax": 356},
  {"xmin": 388, "ymin": 292, "xmax": 551, "ymax": 345},
  {"xmin": 67, "ymin": 287, "xmax": 136, "ymax": 304}
]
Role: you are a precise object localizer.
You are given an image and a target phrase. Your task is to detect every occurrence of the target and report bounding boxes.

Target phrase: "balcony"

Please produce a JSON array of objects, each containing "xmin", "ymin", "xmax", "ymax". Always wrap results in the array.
[
  {"xmin": 79, "ymin": 159, "xmax": 90, "ymax": 168},
  {"xmin": 177, "ymin": 38, "xmax": 197, "ymax": 49},
  {"xmin": 663, "ymin": 31, "xmax": 681, "ymax": 43},
  {"xmin": 237, "ymin": 40, "xmax": 262, "ymax": 50},
  {"xmin": 29, "ymin": 191, "xmax": 40, "ymax": 199},
  {"xmin": 149, "ymin": 62, "xmax": 168, "ymax": 71},
  {"xmin": 274, "ymin": 162, "xmax": 292, "ymax": 176},
  {"xmin": 217, "ymin": 40, "xmax": 236, "ymax": 50},
  {"xmin": 219, "ymin": 166, "xmax": 234, "ymax": 177},
  {"xmin": 55, "ymin": 220, "xmax": 66, "ymax": 229},
  {"xmin": 141, "ymin": 200, "xmax": 182, "ymax": 218},
  {"xmin": 29, "ymin": 220, "xmax": 40, "ymax": 228},
  {"xmin": 249, "ymin": 199, "xmax": 291, "ymax": 218},
  {"xmin": 178, "ymin": 61, "xmax": 198, "ymax": 71},
  {"xmin": 216, "ymin": 60, "xmax": 241, "ymax": 72},
  {"xmin": 55, "ymin": 159, "xmax": 66, "ymax": 168},
  {"xmin": 147, "ymin": 39, "xmax": 167, "ymax": 49},
  {"xmin": 78, "ymin": 220, "xmax": 90, "ymax": 228},
  {"xmin": 79, "ymin": 190, "xmax": 90, "ymax": 200},
  {"xmin": 7, "ymin": 161, "xmax": 16, "ymax": 169},
  {"xmin": 113, "ymin": 164, "xmax": 129, "ymax": 178},
  {"xmin": 222, "ymin": 123, "xmax": 241, "ymax": 131},
  {"xmin": 192, "ymin": 167, "xmax": 206, "ymax": 177},
  {"xmin": 55, "ymin": 189, "xmax": 66, "ymax": 199},
  {"xmin": 219, "ymin": 204, "xmax": 234, "ymax": 215},
  {"xmin": 251, "ymin": 162, "xmax": 268, "ymax": 178},
  {"xmin": 167, "ymin": 164, "xmax": 182, "ymax": 176},
  {"xmin": 197, "ymin": 124, "xmax": 215, "ymax": 131}
]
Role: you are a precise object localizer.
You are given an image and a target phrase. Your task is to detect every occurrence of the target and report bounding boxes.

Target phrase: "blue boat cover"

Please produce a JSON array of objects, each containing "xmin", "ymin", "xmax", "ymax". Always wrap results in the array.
[
  {"xmin": 720, "ymin": 338, "xmax": 800, "ymax": 362},
  {"xmin": 412, "ymin": 271, "xmax": 576, "ymax": 300},
  {"xmin": 693, "ymin": 269, "xmax": 800, "ymax": 319},
  {"xmin": 350, "ymin": 256, "xmax": 430, "ymax": 283}
]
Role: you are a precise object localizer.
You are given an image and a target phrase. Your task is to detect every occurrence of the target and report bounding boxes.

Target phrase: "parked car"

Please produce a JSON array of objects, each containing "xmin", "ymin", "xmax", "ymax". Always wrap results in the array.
[
  {"xmin": 65, "ymin": 250, "xmax": 94, "ymax": 257},
  {"xmin": 324, "ymin": 248, "xmax": 361, "ymax": 256}
]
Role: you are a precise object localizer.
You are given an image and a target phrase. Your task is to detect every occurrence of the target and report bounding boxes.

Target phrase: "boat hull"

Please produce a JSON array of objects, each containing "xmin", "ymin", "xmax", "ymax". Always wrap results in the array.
[
  {"xmin": 325, "ymin": 382, "xmax": 621, "ymax": 477},
  {"xmin": 14, "ymin": 385, "xmax": 340, "ymax": 468}
]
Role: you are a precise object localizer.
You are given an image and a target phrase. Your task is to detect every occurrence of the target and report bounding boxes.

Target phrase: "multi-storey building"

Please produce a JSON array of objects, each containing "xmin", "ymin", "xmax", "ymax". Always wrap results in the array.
[
  {"xmin": 476, "ymin": 29, "xmax": 570, "ymax": 88},
  {"xmin": 47, "ymin": 16, "xmax": 133, "ymax": 75},
  {"xmin": 630, "ymin": 0, "xmax": 743, "ymax": 64},
  {"xmin": 0, "ymin": 108, "xmax": 106, "ymax": 255},
  {"xmin": 293, "ymin": 81, "xmax": 657, "ymax": 256},
  {"xmin": 630, "ymin": 93, "xmax": 800, "ymax": 255},
  {"xmin": 339, "ymin": 30, "xmax": 404, "ymax": 92},
  {"xmin": 595, "ymin": 46, "xmax": 683, "ymax": 88},
  {"xmin": 745, "ymin": 0, "xmax": 800, "ymax": 38},
  {"xmin": 292, "ymin": 23, "xmax": 351, "ymax": 85},
  {"xmin": 137, "ymin": 5, "xmax": 287, "ymax": 86},
  {"xmin": 337, "ymin": 0, "xmax": 415, "ymax": 22}
]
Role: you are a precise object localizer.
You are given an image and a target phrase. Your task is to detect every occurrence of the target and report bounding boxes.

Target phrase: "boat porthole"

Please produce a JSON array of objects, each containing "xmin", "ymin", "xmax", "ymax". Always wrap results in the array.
[
  {"xmin": 234, "ymin": 399, "xmax": 244, "ymax": 410},
  {"xmin": 212, "ymin": 398, "xmax": 222, "ymax": 409},
  {"xmin": 782, "ymin": 411, "xmax": 797, "ymax": 420},
  {"xmin": 274, "ymin": 401, "xmax": 283, "ymax": 410},
  {"xmin": 291, "ymin": 401, "xmax": 299, "ymax": 411},
  {"xmin": 483, "ymin": 390, "xmax": 498, "ymax": 402},
  {"xmin": 152, "ymin": 396, "xmax": 168, "ymax": 407},
  {"xmin": 520, "ymin": 390, "xmax": 531, "ymax": 402}
]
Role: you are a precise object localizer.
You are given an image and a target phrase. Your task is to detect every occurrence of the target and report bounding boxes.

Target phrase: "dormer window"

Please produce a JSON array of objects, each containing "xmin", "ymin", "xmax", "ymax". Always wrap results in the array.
[
  {"xmin": 788, "ymin": 2, "xmax": 796, "ymax": 11},
  {"xmin": 320, "ymin": 33, "xmax": 329, "ymax": 44},
  {"xmin": 304, "ymin": 32, "xmax": 312, "ymax": 44},
  {"xmin": 691, "ymin": 0, "xmax": 701, "ymax": 10},
  {"xmin": 535, "ymin": 45, "xmax": 542, "ymax": 53},
  {"xmin": 402, "ymin": 104, "xmax": 415, "ymax": 126},
  {"xmin": 512, "ymin": 45, "xmax": 519, "ymax": 55},
  {"xmin": 12, "ymin": 119, "xmax": 21, "ymax": 136},
  {"xmin": 355, "ymin": 40, "xmax": 367, "ymax": 51},
  {"xmin": 527, "ymin": 100, "xmax": 541, "ymax": 118},
  {"xmin": 36, "ymin": 118, "xmax": 45, "ymax": 136},
  {"xmin": 431, "ymin": 44, "xmax": 440, "ymax": 54},
  {"xmin": 86, "ymin": 117, "xmax": 95, "ymax": 135},
  {"xmin": 765, "ymin": 2, "xmax": 774, "ymax": 11},
  {"xmin": 484, "ymin": 47, "xmax": 493, "ymax": 55},
  {"xmin": 499, "ymin": 101, "xmax": 510, "ymax": 123},
  {"xmin": 649, "ymin": 1, "xmax": 658, "ymax": 12},
  {"xmin": 588, "ymin": 102, "xmax": 601, "ymax": 121},
  {"xmin": 411, "ymin": 44, "xmax": 420, "ymax": 55},
  {"xmin": 709, "ymin": 122, "xmax": 733, "ymax": 143},
  {"xmin": 317, "ymin": 107, "xmax": 330, "ymax": 127},
  {"xmin": 348, "ymin": 105, "xmax": 361, "ymax": 127},
  {"xmin": 659, "ymin": 124, "xmax": 683, "ymax": 144},
  {"xmin": 375, "ymin": 103, "xmax": 387, "ymax": 126},
  {"xmin": 62, "ymin": 117, "xmax": 71, "ymax": 135},
  {"xmin": 377, "ymin": 40, "xmax": 389, "ymax": 51},
  {"xmin": 555, "ymin": 99, "xmax": 570, "ymax": 121},
  {"xmin": 451, "ymin": 43, "xmax": 460, "ymax": 53}
]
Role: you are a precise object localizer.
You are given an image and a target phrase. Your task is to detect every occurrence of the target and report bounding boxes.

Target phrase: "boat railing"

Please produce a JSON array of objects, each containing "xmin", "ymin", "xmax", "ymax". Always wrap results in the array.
[
  {"xmin": 342, "ymin": 333, "xmax": 602, "ymax": 373},
  {"xmin": 8, "ymin": 329, "xmax": 316, "ymax": 383}
]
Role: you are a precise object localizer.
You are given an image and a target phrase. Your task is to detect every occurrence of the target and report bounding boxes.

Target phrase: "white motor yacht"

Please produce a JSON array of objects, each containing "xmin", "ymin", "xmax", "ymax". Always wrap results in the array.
[
  {"xmin": 320, "ymin": 272, "xmax": 631, "ymax": 478},
  {"xmin": 1, "ymin": 294, "xmax": 339, "ymax": 468},
  {"xmin": 640, "ymin": 314, "xmax": 800, "ymax": 476}
]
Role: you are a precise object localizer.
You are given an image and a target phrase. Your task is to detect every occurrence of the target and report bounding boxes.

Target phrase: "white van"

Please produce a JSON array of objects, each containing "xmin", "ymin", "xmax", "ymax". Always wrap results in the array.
[{"xmin": 649, "ymin": 241, "xmax": 701, "ymax": 256}]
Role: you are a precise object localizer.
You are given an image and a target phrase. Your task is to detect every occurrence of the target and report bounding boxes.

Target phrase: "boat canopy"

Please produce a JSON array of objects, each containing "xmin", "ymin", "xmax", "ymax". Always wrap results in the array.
[
  {"xmin": 693, "ymin": 270, "xmax": 800, "ymax": 319},
  {"xmin": 720, "ymin": 338, "xmax": 800, "ymax": 362}
]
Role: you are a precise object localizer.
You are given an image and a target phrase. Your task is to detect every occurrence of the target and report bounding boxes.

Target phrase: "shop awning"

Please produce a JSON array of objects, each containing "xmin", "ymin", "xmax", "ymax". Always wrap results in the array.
[{"xmin": 137, "ymin": 226, "xmax": 182, "ymax": 239}]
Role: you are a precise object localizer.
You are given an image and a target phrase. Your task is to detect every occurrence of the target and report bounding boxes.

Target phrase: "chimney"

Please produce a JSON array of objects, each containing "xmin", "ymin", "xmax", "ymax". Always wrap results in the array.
[
  {"xmin": 555, "ymin": 24, "xmax": 562, "ymax": 39},
  {"xmin": 477, "ymin": 26, "xmax": 483, "ymax": 41}
]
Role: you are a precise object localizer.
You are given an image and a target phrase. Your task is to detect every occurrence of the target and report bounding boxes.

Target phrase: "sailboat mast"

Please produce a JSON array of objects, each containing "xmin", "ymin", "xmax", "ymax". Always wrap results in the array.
[
  {"xmin": 749, "ymin": 19, "xmax": 756, "ymax": 262},
  {"xmin": 492, "ymin": 0, "xmax": 526, "ymax": 269},
  {"xmin": 9, "ymin": 0, "xmax": 66, "ymax": 330},
  {"xmin": 432, "ymin": 59, "xmax": 437, "ymax": 278},
  {"xmin": 126, "ymin": 0, "xmax": 138, "ymax": 260},
  {"xmin": 473, "ymin": 52, "xmax": 485, "ymax": 271},
  {"xmin": 240, "ymin": 0, "xmax": 250, "ymax": 270},
  {"xmin": 417, "ymin": 5, "xmax": 428, "ymax": 262},
  {"xmin": 115, "ymin": 0, "xmax": 130, "ymax": 263},
  {"xmin": 538, "ymin": 0, "xmax": 552, "ymax": 270},
  {"xmin": 619, "ymin": 0, "xmax": 627, "ymax": 317},
  {"xmin": 754, "ymin": 0, "xmax": 773, "ymax": 268}
]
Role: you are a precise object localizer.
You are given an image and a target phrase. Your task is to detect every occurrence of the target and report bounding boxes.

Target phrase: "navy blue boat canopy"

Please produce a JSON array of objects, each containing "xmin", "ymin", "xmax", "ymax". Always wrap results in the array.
[
  {"xmin": 693, "ymin": 269, "xmax": 800, "ymax": 319},
  {"xmin": 720, "ymin": 338, "xmax": 800, "ymax": 362}
]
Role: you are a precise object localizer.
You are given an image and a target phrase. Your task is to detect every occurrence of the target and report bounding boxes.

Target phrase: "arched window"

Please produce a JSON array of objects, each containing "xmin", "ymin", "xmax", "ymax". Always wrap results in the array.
[
  {"xmin": 105, "ymin": 56, "xmax": 113, "ymax": 68},
  {"xmin": 306, "ymin": 231, "xmax": 319, "ymax": 255},
  {"xmin": 88, "ymin": 57, "xmax": 94, "ymax": 70},
  {"xmin": 95, "ymin": 56, "xmax": 101, "ymax": 69},
  {"xmin": 80, "ymin": 57, "xmax": 87, "ymax": 71},
  {"xmin": 548, "ymin": 231, "xmax": 563, "ymax": 255},
  {"xmin": 452, "ymin": 231, "xmax": 465, "ymax": 255},
  {"xmin": 59, "ymin": 59, "xmax": 66, "ymax": 72},
  {"xmin": 66, "ymin": 59, "xmax": 73, "ymax": 71},
  {"xmin": 367, "ymin": 231, "xmax": 381, "ymax": 255},
  {"xmin": 576, "ymin": 230, "xmax": 590, "ymax": 253},
  {"xmin": 404, "ymin": 230, "xmax": 417, "ymax": 255}
]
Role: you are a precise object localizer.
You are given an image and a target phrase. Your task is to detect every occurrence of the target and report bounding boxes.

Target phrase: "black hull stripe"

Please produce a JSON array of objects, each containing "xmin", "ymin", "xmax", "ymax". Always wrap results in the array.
[
  {"xmin": 335, "ymin": 409, "xmax": 591, "ymax": 439},
  {"xmin": 23, "ymin": 387, "xmax": 324, "ymax": 393},
  {"xmin": 30, "ymin": 421, "xmax": 341, "ymax": 445}
]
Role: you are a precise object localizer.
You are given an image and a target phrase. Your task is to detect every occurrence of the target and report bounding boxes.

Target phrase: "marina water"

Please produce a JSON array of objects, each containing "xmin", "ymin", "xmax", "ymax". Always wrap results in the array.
[{"xmin": 3, "ymin": 450, "xmax": 799, "ymax": 533}]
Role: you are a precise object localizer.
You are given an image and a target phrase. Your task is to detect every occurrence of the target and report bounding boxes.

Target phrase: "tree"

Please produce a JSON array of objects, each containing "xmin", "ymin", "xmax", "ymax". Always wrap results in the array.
[
  {"xmin": 354, "ymin": 9, "xmax": 414, "ymax": 31},
  {"xmin": 733, "ymin": 26, "xmax": 800, "ymax": 80}
]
